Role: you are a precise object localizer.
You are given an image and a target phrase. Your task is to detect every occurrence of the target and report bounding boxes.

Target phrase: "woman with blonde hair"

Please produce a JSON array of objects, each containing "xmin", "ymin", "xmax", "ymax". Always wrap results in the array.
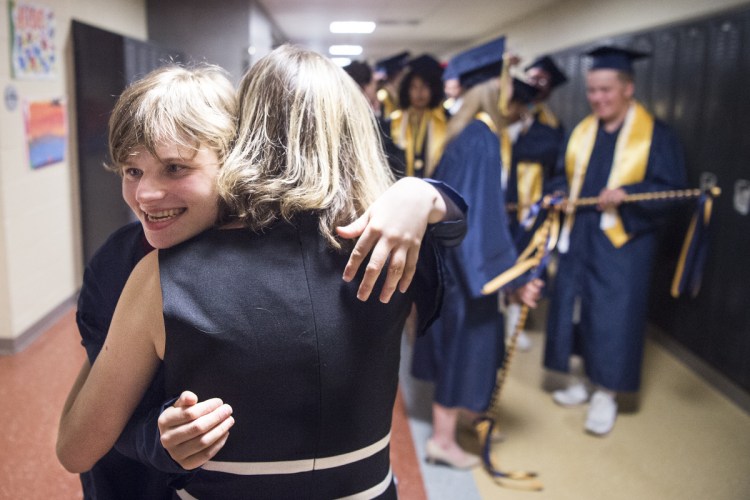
[
  {"xmin": 58, "ymin": 45, "xmax": 463, "ymax": 499},
  {"xmin": 412, "ymin": 62, "xmax": 542, "ymax": 469}
]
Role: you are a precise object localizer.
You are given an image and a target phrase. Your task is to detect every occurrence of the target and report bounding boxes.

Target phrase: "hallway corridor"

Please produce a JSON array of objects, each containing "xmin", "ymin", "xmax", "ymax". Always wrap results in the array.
[{"xmin": 1, "ymin": 308, "xmax": 749, "ymax": 499}]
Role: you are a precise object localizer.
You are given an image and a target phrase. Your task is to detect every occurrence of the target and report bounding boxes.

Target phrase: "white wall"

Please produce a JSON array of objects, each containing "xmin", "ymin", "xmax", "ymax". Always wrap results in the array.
[{"xmin": 0, "ymin": 0, "xmax": 147, "ymax": 348}]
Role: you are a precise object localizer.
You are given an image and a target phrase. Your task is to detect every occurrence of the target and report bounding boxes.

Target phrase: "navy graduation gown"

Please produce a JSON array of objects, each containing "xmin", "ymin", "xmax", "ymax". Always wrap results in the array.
[
  {"xmin": 412, "ymin": 120, "xmax": 517, "ymax": 412},
  {"xmin": 544, "ymin": 119, "xmax": 687, "ymax": 391},
  {"xmin": 506, "ymin": 119, "xmax": 564, "ymax": 248}
]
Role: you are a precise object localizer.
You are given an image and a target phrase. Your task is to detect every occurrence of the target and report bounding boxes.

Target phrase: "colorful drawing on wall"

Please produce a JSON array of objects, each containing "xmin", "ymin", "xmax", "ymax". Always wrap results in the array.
[
  {"xmin": 24, "ymin": 99, "xmax": 66, "ymax": 169},
  {"xmin": 9, "ymin": 2, "xmax": 57, "ymax": 79}
]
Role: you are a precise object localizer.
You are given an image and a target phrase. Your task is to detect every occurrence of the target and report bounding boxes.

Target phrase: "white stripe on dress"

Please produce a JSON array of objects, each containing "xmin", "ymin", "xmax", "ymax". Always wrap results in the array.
[
  {"xmin": 200, "ymin": 431, "xmax": 391, "ymax": 475},
  {"xmin": 336, "ymin": 467, "xmax": 393, "ymax": 500}
]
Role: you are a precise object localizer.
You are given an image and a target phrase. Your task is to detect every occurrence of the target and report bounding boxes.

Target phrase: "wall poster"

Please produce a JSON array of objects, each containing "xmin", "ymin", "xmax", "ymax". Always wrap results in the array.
[
  {"xmin": 23, "ymin": 98, "xmax": 66, "ymax": 169},
  {"xmin": 9, "ymin": 2, "xmax": 56, "ymax": 79}
]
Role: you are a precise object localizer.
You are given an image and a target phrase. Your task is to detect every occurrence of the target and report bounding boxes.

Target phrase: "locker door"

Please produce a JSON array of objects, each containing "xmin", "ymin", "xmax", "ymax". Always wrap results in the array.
[
  {"xmin": 73, "ymin": 21, "xmax": 182, "ymax": 265},
  {"xmin": 671, "ymin": 15, "xmax": 750, "ymax": 391},
  {"xmin": 72, "ymin": 21, "xmax": 131, "ymax": 265}
]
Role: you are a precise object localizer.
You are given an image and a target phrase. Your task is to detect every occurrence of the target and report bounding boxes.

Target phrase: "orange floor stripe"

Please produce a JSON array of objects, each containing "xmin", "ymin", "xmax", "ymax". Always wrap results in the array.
[{"xmin": 390, "ymin": 386, "xmax": 428, "ymax": 500}]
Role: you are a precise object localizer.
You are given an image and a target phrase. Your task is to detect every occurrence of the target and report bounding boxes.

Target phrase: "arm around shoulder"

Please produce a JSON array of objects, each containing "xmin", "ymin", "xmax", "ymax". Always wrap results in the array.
[{"xmin": 57, "ymin": 251, "xmax": 164, "ymax": 473}]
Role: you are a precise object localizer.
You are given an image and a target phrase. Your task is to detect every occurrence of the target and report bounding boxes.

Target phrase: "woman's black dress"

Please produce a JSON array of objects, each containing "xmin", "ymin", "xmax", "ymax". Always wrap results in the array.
[{"xmin": 160, "ymin": 215, "xmax": 442, "ymax": 499}]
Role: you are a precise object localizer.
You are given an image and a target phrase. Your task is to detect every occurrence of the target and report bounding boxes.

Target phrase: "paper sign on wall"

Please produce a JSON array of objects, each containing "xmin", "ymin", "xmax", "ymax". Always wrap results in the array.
[
  {"xmin": 9, "ymin": 2, "xmax": 57, "ymax": 79},
  {"xmin": 24, "ymin": 99, "xmax": 67, "ymax": 169}
]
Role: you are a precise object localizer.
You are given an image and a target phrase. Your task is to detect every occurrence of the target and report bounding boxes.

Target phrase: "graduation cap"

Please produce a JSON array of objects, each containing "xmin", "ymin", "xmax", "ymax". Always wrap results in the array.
[
  {"xmin": 585, "ymin": 45, "xmax": 649, "ymax": 74},
  {"xmin": 444, "ymin": 36, "xmax": 506, "ymax": 90},
  {"xmin": 375, "ymin": 51, "xmax": 411, "ymax": 79},
  {"xmin": 407, "ymin": 54, "xmax": 443, "ymax": 79},
  {"xmin": 511, "ymin": 78, "xmax": 540, "ymax": 105},
  {"xmin": 524, "ymin": 55, "xmax": 568, "ymax": 89}
]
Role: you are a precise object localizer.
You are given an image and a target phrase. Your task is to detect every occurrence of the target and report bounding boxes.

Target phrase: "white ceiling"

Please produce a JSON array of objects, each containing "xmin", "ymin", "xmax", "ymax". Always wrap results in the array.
[{"xmin": 258, "ymin": 0, "xmax": 561, "ymax": 63}]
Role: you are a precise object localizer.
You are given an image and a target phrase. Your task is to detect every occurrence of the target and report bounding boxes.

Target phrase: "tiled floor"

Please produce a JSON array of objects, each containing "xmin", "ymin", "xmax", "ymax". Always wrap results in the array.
[
  {"xmin": 2, "ymin": 307, "xmax": 750, "ymax": 500},
  {"xmin": 0, "ymin": 309, "xmax": 84, "ymax": 499},
  {"xmin": 401, "ymin": 325, "xmax": 750, "ymax": 500}
]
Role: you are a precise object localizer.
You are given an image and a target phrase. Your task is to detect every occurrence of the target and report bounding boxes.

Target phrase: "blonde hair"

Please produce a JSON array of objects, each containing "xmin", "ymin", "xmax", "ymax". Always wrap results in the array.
[
  {"xmin": 107, "ymin": 63, "xmax": 237, "ymax": 172},
  {"xmin": 219, "ymin": 44, "xmax": 394, "ymax": 249},
  {"xmin": 445, "ymin": 78, "xmax": 504, "ymax": 143}
]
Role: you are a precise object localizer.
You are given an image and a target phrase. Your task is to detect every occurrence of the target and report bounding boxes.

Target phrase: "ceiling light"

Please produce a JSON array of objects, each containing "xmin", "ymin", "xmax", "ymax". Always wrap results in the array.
[
  {"xmin": 331, "ymin": 57, "xmax": 352, "ymax": 67},
  {"xmin": 330, "ymin": 21, "xmax": 376, "ymax": 34},
  {"xmin": 329, "ymin": 45, "xmax": 362, "ymax": 56}
]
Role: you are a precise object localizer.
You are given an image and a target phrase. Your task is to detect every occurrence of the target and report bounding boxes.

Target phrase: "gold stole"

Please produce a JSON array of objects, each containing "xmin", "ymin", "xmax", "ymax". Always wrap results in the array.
[
  {"xmin": 475, "ymin": 111, "xmax": 496, "ymax": 132},
  {"xmin": 533, "ymin": 103, "xmax": 560, "ymax": 130},
  {"xmin": 670, "ymin": 195, "xmax": 713, "ymax": 297},
  {"xmin": 476, "ymin": 111, "xmax": 545, "ymax": 224},
  {"xmin": 516, "ymin": 162, "xmax": 543, "ymax": 222},
  {"xmin": 561, "ymin": 101, "xmax": 653, "ymax": 250},
  {"xmin": 498, "ymin": 118, "xmax": 543, "ymax": 222},
  {"xmin": 500, "ymin": 128, "xmax": 512, "ymax": 186},
  {"xmin": 390, "ymin": 108, "xmax": 448, "ymax": 177},
  {"xmin": 497, "ymin": 60, "xmax": 512, "ymax": 117}
]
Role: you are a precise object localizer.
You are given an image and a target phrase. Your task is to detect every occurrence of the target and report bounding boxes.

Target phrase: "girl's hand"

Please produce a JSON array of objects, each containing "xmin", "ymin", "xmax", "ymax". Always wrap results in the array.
[
  {"xmin": 337, "ymin": 178, "xmax": 447, "ymax": 303},
  {"xmin": 158, "ymin": 391, "xmax": 235, "ymax": 470}
]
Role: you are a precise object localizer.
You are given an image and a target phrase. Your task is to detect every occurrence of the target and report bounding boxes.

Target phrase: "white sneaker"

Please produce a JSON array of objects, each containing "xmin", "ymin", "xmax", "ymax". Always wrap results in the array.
[
  {"xmin": 552, "ymin": 382, "xmax": 589, "ymax": 406},
  {"xmin": 585, "ymin": 391, "xmax": 618, "ymax": 436},
  {"xmin": 515, "ymin": 331, "xmax": 533, "ymax": 351}
]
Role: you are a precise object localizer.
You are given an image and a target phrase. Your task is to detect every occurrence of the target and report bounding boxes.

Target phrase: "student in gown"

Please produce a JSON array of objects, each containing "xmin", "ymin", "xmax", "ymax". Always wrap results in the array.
[
  {"xmin": 522, "ymin": 54, "xmax": 569, "ymax": 133},
  {"xmin": 388, "ymin": 54, "xmax": 449, "ymax": 178},
  {"xmin": 498, "ymin": 59, "xmax": 568, "ymax": 351},
  {"xmin": 345, "ymin": 60, "xmax": 407, "ymax": 178},
  {"xmin": 499, "ymin": 53, "xmax": 568, "ymax": 243},
  {"xmin": 375, "ymin": 51, "xmax": 411, "ymax": 119},
  {"xmin": 61, "ymin": 53, "xmax": 469, "ymax": 498},
  {"xmin": 411, "ymin": 39, "xmax": 543, "ymax": 469},
  {"xmin": 544, "ymin": 46, "xmax": 687, "ymax": 436}
]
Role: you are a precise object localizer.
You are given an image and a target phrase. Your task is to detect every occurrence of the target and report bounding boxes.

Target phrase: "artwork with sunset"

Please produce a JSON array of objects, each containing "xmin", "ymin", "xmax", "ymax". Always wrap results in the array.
[{"xmin": 24, "ymin": 99, "xmax": 66, "ymax": 169}]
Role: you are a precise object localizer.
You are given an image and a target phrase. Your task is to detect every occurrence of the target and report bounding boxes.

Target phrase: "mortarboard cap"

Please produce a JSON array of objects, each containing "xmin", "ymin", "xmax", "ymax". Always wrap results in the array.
[
  {"xmin": 442, "ymin": 61, "xmax": 459, "ymax": 81},
  {"xmin": 585, "ymin": 45, "xmax": 649, "ymax": 74},
  {"xmin": 375, "ymin": 51, "xmax": 411, "ymax": 79},
  {"xmin": 524, "ymin": 55, "xmax": 568, "ymax": 89},
  {"xmin": 445, "ymin": 36, "xmax": 506, "ymax": 90},
  {"xmin": 511, "ymin": 78, "xmax": 540, "ymax": 105},
  {"xmin": 407, "ymin": 54, "xmax": 444, "ymax": 79}
]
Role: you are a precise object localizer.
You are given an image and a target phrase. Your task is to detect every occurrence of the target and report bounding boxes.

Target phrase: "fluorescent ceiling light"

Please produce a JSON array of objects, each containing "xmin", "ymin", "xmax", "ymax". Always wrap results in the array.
[
  {"xmin": 331, "ymin": 57, "xmax": 352, "ymax": 67},
  {"xmin": 330, "ymin": 21, "xmax": 376, "ymax": 34},
  {"xmin": 329, "ymin": 45, "xmax": 362, "ymax": 56}
]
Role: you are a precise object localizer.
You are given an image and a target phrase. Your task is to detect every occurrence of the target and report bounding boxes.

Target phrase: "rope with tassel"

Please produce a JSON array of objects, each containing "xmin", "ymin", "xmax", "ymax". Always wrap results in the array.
[
  {"xmin": 475, "ymin": 184, "xmax": 720, "ymax": 490},
  {"xmin": 505, "ymin": 186, "xmax": 721, "ymax": 213},
  {"xmin": 488, "ymin": 186, "xmax": 721, "ymax": 296},
  {"xmin": 473, "ymin": 213, "xmax": 559, "ymax": 491}
]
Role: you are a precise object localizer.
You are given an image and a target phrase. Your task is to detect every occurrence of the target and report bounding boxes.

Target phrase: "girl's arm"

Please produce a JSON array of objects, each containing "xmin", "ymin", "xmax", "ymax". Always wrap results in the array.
[
  {"xmin": 57, "ymin": 251, "xmax": 164, "ymax": 473},
  {"xmin": 336, "ymin": 177, "xmax": 464, "ymax": 303}
]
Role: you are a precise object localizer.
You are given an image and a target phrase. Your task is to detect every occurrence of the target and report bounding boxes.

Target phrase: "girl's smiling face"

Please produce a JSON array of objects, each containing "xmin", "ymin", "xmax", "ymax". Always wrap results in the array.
[{"xmin": 121, "ymin": 143, "xmax": 221, "ymax": 249}]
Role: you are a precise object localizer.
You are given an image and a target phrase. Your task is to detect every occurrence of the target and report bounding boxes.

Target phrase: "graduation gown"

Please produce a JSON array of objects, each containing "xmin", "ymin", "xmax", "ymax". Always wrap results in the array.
[
  {"xmin": 544, "ymin": 119, "xmax": 686, "ymax": 391},
  {"xmin": 412, "ymin": 120, "xmax": 517, "ymax": 412}
]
